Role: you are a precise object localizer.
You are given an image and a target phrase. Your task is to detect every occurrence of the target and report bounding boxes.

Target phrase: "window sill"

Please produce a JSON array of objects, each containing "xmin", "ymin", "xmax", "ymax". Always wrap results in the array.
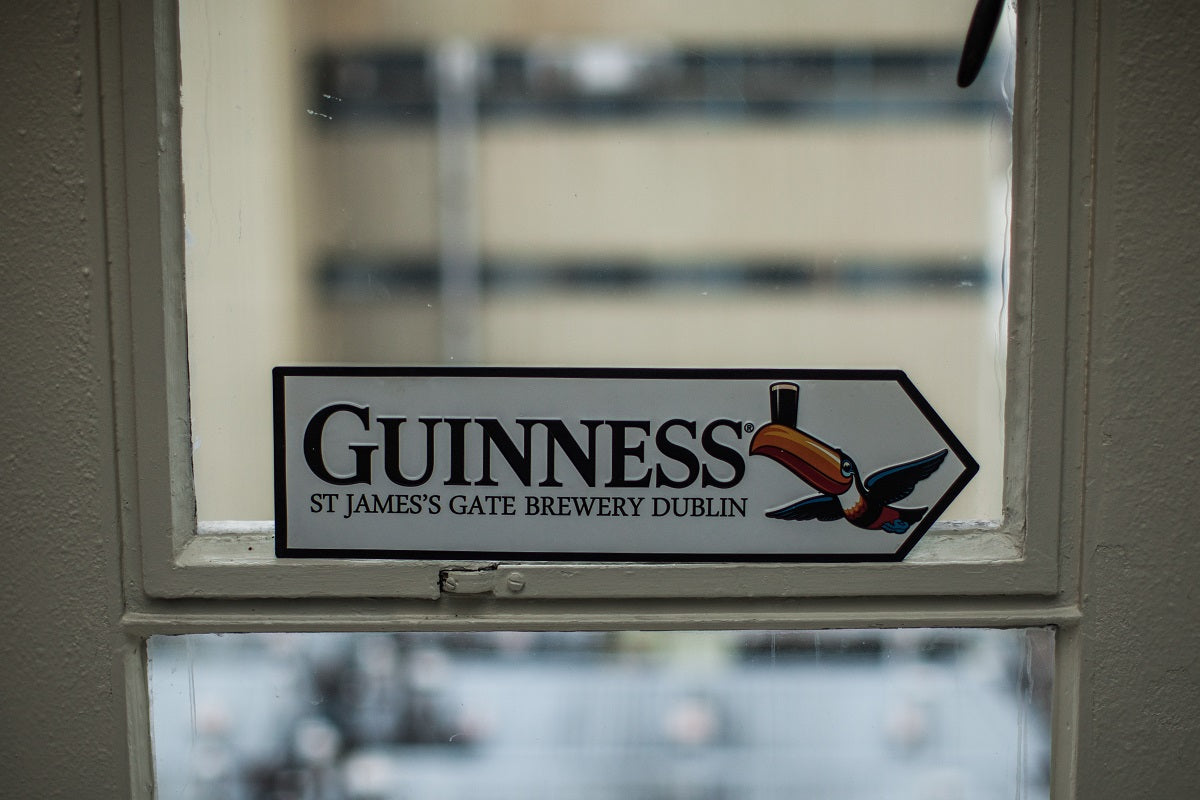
[{"xmin": 155, "ymin": 520, "xmax": 1042, "ymax": 600}]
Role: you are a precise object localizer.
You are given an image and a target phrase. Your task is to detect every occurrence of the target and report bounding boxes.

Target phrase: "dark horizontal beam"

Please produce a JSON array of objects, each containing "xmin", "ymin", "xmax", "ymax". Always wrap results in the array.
[
  {"xmin": 316, "ymin": 255, "xmax": 994, "ymax": 302},
  {"xmin": 310, "ymin": 44, "xmax": 1011, "ymax": 126}
]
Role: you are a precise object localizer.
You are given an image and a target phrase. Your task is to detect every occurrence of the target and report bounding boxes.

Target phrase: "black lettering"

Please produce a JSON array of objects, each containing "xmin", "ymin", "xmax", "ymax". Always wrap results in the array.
[
  {"xmin": 444, "ymin": 418, "xmax": 472, "ymax": 486},
  {"xmin": 309, "ymin": 492, "xmax": 337, "ymax": 513},
  {"xmin": 369, "ymin": 494, "xmax": 395, "ymax": 513},
  {"xmin": 537, "ymin": 419, "xmax": 602, "ymax": 487},
  {"xmin": 701, "ymin": 419, "xmax": 746, "ymax": 488},
  {"xmin": 302, "ymin": 403, "xmax": 377, "ymax": 485},
  {"xmin": 379, "ymin": 416, "xmax": 439, "ymax": 487},
  {"xmin": 606, "ymin": 420, "xmax": 652, "ymax": 488},
  {"xmin": 476, "ymin": 419, "xmax": 536, "ymax": 487},
  {"xmin": 654, "ymin": 419, "xmax": 700, "ymax": 488}
]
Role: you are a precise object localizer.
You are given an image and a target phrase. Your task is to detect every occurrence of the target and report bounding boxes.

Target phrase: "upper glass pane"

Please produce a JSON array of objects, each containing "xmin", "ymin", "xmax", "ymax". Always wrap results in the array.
[{"xmin": 181, "ymin": 0, "xmax": 1015, "ymax": 522}]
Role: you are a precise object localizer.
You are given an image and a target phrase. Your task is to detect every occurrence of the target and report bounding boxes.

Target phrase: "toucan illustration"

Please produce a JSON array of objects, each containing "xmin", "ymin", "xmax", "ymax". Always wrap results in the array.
[{"xmin": 749, "ymin": 383, "xmax": 947, "ymax": 534}]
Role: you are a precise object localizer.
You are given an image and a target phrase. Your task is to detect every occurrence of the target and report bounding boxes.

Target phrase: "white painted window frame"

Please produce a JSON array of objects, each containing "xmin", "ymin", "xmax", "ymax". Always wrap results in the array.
[
  {"xmin": 105, "ymin": 0, "xmax": 1090, "ymax": 605},
  {"xmin": 100, "ymin": 3, "xmax": 1098, "ymax": 794}
]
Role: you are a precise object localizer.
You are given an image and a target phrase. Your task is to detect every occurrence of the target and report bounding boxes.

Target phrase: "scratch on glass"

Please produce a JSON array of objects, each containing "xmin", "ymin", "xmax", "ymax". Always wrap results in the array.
[{"xmin": 186, "ymin": 635, "xmax": 198, "ymax": 799}]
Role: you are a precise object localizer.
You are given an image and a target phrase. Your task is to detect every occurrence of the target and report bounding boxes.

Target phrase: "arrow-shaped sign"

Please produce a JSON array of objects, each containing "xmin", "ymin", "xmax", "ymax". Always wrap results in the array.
[{"xmin": 274, "ymin": 367, "xmax": 977, "ymax": 561}]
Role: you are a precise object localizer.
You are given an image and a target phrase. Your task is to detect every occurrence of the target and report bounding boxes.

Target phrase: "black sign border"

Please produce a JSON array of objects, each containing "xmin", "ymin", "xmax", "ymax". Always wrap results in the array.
[{"xmin": 273, "ymin": 367, "xmax": 979, "ymax": 563}]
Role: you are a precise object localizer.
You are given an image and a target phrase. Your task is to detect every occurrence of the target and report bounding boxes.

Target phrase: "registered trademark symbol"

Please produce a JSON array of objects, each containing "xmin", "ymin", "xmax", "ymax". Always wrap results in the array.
[{"xmin": 744, "ymin": 422, "xmax": 755, "ymax": 433}]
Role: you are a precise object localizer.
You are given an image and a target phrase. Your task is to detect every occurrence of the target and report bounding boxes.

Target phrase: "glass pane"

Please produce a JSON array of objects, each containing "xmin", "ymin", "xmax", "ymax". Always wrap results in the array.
[
  {"xmin": 181, "ymin": 1, "xmax": 1015, "ymax": 522},
  {"xmin": 149, "ymin": 629, "xmax": 1052, "ymax": 799}
]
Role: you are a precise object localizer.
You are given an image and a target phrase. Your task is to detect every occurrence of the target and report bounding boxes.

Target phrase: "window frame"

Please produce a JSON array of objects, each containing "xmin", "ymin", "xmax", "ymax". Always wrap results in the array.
[{"xmin": 111, "ymin": 0, "xmax": 1085, "ymax": 606}]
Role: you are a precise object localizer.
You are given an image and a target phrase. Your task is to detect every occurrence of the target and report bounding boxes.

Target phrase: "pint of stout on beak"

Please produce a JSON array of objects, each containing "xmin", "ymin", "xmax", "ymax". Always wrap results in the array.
[{"xmin": 769, "ymin": 382, "xmax": 799, "ymax": 429}]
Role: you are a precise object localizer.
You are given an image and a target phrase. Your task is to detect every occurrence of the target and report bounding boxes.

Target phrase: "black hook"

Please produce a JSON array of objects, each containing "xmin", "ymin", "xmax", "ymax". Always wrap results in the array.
[{"xmin": 957, "ymin": 0, "xmax": 1006, "ymax": 88}]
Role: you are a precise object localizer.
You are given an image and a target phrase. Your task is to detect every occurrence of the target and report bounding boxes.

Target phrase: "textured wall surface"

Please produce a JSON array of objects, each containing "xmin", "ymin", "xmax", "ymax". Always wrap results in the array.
[
  {"xmin": 0, "ymin": 0, "xmax": 127, "ymax": 796},
  {"xmin": 1076, "ymin": 0, "xmax": 1200, "ymax": 794}
]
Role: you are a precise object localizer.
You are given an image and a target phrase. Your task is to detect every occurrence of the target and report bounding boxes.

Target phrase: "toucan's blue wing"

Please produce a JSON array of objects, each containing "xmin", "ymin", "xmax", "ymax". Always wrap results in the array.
[
  {"xmin": 864, "ymin": 449, "xmax": 948, "ymax": 505},
  {"xmin": 766, "ymin": 494, "xmax": 843, "ymax": 522}
]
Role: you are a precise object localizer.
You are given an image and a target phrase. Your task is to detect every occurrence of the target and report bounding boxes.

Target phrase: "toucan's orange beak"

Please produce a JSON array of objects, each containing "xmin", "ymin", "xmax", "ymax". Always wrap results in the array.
[{"xmin": 749, "ymin": 423, "xmax": 853, "ymax": 495}]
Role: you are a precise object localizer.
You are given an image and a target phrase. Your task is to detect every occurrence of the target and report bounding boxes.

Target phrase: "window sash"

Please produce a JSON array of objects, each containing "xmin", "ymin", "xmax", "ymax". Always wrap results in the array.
[{"xmin": 112, "ymin": 0, "xmax": 1082, "ymax": 602}]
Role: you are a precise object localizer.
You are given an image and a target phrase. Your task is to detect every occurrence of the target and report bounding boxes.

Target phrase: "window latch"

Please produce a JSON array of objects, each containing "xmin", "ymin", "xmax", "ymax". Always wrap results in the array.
[
  {"xmin": 439, "ymin": 565, "xmax": 500, "ymax": 595},
  {"xmin": 957, "ymin": 0, "xmax": 1006, "ymax": 87}
]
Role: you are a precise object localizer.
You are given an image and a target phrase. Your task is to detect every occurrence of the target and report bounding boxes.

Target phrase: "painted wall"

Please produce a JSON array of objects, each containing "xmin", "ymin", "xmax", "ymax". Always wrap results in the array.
[
  {"xmin": 0, "ymin": 0, "xmax": 1198, "ymax": 797},
  {"xmin": 1075, "ymin": 0, "xmax": 1200, "ymax": 793},
  {"xmin": 0, "ymin": 0, "xmax": 128, "ymax": 796}
]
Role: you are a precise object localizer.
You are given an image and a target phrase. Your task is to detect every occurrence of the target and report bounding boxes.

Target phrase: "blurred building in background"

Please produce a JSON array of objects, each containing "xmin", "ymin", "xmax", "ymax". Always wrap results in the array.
[
  {"xmin": 182, "ymin": 0, "xmax": 1013, "ymax": 522},
  {"xmin": 150, "ymin": 629, "xmax": 1051, "ymax": 800}
]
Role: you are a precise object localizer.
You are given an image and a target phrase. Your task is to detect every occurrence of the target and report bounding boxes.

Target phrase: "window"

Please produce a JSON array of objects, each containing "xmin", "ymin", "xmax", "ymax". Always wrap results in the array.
[
  {"xmin": 184, "ymin": 0, "xmax": 1013, "ymax": 527},
  {"xmin": 108, "ymin": 1, "xmax": 1088, "ymax": 796},
  {"xmin": 131, "ymin": 0, "xmax": 1066, "ymax": 601}
]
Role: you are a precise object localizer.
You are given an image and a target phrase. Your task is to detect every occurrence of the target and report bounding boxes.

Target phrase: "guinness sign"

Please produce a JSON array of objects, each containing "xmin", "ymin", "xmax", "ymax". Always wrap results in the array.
[{"xmin": 273, "ymin": 367, "xmax": 976, "ymax": 561}]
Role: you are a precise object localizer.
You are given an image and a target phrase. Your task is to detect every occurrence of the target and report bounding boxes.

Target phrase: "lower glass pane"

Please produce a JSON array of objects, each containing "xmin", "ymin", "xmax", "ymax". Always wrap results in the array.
[{"xmin": 149, "ymin": 628, "xmax": 1051, "ymax": 800}]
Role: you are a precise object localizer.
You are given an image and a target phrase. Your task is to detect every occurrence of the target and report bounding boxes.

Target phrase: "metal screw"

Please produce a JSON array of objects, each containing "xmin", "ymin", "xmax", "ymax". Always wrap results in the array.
[{"xmin": 506, "ymin": 572, "xmax": 526, "ymax": 594}]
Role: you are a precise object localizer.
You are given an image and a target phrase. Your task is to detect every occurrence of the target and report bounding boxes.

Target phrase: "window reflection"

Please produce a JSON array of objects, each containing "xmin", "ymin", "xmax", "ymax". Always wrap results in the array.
[
  {"xmin": 181, "ymin": 1, "xmax": 1014, "ymax": 522},
  {"xmin": 149, "ymin": 629, "xmax": 1051, "ymax": 800}
]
